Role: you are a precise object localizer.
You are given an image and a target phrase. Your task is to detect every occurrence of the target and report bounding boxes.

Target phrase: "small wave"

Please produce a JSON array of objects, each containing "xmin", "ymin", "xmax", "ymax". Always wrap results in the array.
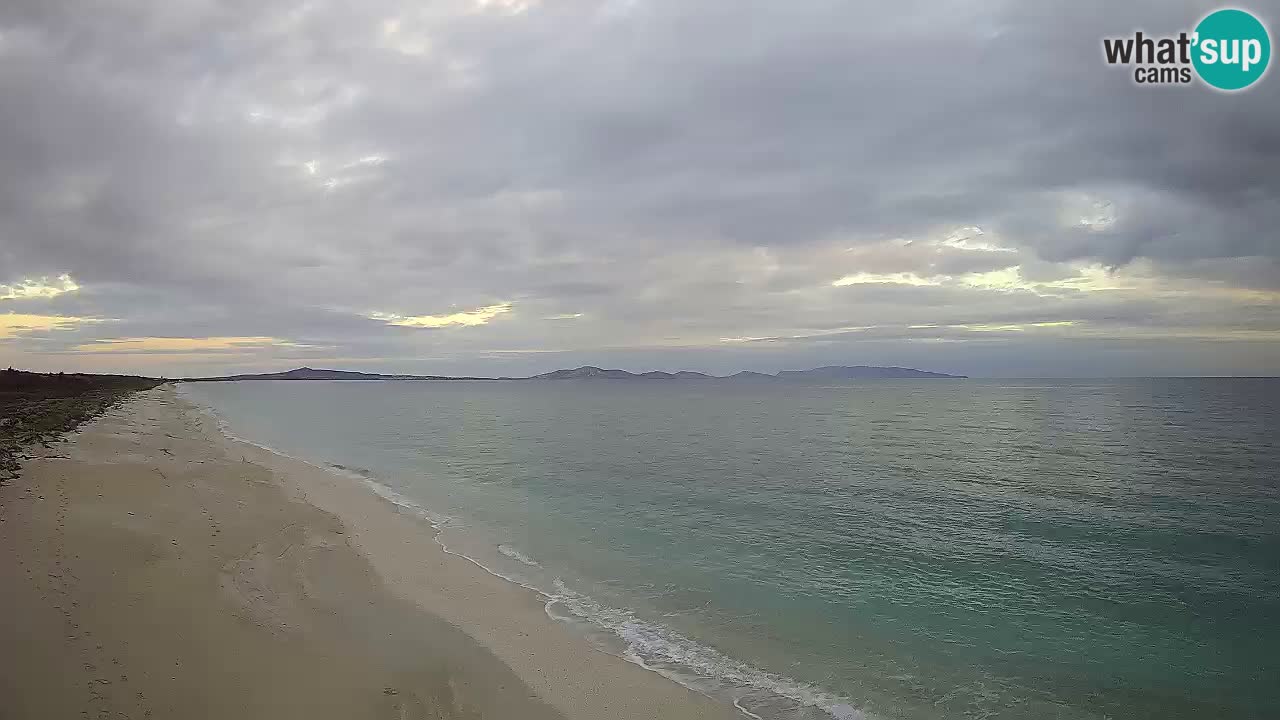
[
  {"xmin": 498, "ymin": 544, "xmax": 542, "ymax": 567},
  {"xmin": 329, "ymin": 463, "xmax": 375, "ymax": 478},
  {"xmin": 549, "ymin": 580, "xmax": 866, "ymax": 720},
  {"xmin": 355, "ymin": 475, "xmax": 456, "ymax": 530}
]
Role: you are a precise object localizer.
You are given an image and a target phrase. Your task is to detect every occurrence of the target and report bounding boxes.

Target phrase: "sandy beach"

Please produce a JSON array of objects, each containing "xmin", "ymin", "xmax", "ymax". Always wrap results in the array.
[{"xmin": 0, "ymin": 386, "xmax": 738, "ymax": 720}]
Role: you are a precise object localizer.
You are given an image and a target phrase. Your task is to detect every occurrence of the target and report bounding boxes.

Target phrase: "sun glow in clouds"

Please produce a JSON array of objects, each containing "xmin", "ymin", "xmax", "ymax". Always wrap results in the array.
[
  {"xmin": 0, "ymin": 312, "xmax": 100, "ymax": 338},
  {"xmin": 831, "ymin": 272, "xmax": 942, "ymax": 287},
  {"xmin": 473, "ymin": 0, "xmax": 539, "ymax": 15},
  {"xmin": 831, "ymin": 263, "xmax": 1149, "ymax": 296},
  {"xmin": 299, "ymin": 153, "xmax": 389, "ymax": 192},
  {"xmin": 952, "ymin": 321, "xmax": 1079, "ymax": 332},
  {"xmin": 380, "ymin": 17, "xmax": 431, "ymax": 56},
  {"xmin": 0, "ymin": 274, "xmax": 80, "ymax": 300},
  {"xmin": 940, "ymin": 226, "xmax": 1015, "ymax": 253},
  {"xmin": 370, "ymin": 302, "xmax": 513, "ymax": 328},
  {"xmin": 74, "ymin": 337, "xmax": 296, "ymax": 353},
  {"xmin": 1059, "ymin": 192, "xmax": 1117, "ymax": 231}
]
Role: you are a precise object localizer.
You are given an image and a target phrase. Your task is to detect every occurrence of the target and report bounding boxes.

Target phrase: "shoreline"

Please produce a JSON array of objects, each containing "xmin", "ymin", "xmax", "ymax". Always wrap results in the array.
[
  {"xmin": 0, "ymin": 385, "xmax": 739, "ymax": 720},
  {"xmin": 181, "ymin": 385, "xmax": 860, "ymax": 720},
  {"xmin": 207, "ymin": 390, "xmax": 744, "ymax": 720}
]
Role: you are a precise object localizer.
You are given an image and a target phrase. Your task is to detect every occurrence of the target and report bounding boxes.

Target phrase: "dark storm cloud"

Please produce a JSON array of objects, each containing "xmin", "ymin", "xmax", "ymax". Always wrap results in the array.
[{"xmin": 0, "ymin": 0, "xmax": 1276, "ymax": 376}]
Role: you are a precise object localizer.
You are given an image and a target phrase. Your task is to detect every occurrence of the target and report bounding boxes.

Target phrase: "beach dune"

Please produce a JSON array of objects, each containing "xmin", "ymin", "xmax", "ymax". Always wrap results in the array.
[{"xmin": 0, "ymin": 386, "xmax": 736, "ymax": 720}]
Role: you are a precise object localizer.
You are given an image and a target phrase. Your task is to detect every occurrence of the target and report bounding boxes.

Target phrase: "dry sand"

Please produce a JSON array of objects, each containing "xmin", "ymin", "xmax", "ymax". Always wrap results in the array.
[{"xmin": 0, "ymin": 386, "xmax": 738, "ymax": 720}]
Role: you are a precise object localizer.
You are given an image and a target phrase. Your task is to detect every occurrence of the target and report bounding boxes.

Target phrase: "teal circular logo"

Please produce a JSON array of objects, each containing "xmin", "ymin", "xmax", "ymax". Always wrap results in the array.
[{"xmin": 1192, "ymin": 9, "xmax": 1271, "ymax": 90}]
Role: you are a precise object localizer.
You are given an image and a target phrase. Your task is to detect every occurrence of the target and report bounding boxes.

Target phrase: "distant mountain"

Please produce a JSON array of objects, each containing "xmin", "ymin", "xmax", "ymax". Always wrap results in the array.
[
  {"xmin": 527, "ymin": 365, "xmax": 963, "ymax": 380},
  {"xmin": 183, "ymin": 364, "xmax": 964, "ymax": 383},
  {"xmin": 729, "ymin": 371, "xmax": 777, "ymax": 380},
  {"xmin": 775, "ymin": 365, "xmax": 961, "ymax": 380},
  {"xmin": 181, "ymin": 367, "xmax": 479, "ymax": 382},
  {"xmin": 636, "ymin": 370, "xmax": 715, "ymax": 380},
  {"xmin": 531, "ymin": 366, "xmax": 637, "ymax": 380},
  {"xmin": 673, "ymin": 371, "xmax": 714, "ymax": 379},
  {"xmin": 529, "ymin": 366, "xmax": 707, "ymax": 380}
]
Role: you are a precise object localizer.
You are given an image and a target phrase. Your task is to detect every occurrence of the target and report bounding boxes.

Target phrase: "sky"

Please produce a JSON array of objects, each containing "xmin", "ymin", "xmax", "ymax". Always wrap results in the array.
[{"xmin": 1, "ymin": 0, "xmax": 1277, "ymax": 378}]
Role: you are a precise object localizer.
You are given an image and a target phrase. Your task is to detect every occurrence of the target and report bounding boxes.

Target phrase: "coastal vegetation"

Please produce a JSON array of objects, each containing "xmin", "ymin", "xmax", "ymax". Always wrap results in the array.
[{"xmin": 0, "ymin": 368, "xmax": 161, "ymax": 481}]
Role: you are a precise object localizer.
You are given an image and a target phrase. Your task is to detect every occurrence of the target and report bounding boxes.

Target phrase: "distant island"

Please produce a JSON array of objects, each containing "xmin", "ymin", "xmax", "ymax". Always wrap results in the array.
[
  {"xmin": 185, "ymin": 367, "xmax": 493, "ymax": 382},
  {"xmin": 181, "ymin": 365, "xmax": 965, "ymax": 382}
]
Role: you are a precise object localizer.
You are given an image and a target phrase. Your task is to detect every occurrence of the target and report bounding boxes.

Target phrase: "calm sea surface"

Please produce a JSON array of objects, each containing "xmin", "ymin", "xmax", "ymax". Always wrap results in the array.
[{"xmin": 179, "ymin": 379, "xmax": 1279, "ymax": 720}]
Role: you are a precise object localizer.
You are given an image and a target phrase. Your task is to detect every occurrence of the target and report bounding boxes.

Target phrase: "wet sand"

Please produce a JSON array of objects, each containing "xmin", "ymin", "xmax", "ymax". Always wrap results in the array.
[{"xmin": 0, "ymin": 386, "xmax": 737, "ymax": 720}]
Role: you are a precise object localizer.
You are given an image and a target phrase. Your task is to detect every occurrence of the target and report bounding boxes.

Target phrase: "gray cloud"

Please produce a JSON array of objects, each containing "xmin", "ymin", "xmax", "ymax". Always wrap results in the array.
[{"xmin": 0, "ymin": 0, "xmax": 1277, "ymax": 377}]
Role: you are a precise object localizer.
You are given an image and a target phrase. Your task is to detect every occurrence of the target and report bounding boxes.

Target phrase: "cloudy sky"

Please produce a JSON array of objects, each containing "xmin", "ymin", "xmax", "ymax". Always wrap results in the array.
[{"xmin": 1, "ymin": 0, "xmax": 1277, "ymax": 377}]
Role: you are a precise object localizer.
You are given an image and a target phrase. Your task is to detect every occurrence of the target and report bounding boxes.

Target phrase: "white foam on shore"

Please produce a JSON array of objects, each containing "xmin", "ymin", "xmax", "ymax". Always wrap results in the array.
[
  {"xmin": 498, "ymin": 544, "xmax": 542, "ymax": 567},
  {"xmin": 356, "ymin": 476, "xmax": 870, "ymax": 720},
  {"xmin": 548, "ymin": 580, "xmax": 866, "ymax": 720},
  {"xmin": 176, "ymin": 383, "xmax": 866, "ymax": 720}
]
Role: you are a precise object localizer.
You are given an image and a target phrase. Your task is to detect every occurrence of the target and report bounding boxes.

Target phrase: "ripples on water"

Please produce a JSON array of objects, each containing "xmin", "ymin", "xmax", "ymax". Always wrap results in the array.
[{"xmin": 181, "ymin": 379, "xmax": 1280, "ymax": 720}]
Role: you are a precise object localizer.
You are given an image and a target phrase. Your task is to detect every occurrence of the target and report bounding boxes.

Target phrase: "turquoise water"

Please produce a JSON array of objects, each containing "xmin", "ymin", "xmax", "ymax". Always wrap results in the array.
[{"xmin": 180, "ymin": 379, "xmax": 1280, "ymax": 720}]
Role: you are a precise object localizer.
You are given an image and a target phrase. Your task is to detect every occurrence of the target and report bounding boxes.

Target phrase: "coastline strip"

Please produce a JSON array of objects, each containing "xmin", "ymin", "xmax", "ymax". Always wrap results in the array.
[{"xmin": 0, "ymin": 385, "xmax": 737, "ymax": 720}]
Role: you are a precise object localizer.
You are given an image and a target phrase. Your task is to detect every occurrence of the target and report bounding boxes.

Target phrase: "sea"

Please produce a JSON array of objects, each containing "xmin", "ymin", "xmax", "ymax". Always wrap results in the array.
[{"xmin": 177, "ymin": 378, "xmax": 1280, "ymax": 720}]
